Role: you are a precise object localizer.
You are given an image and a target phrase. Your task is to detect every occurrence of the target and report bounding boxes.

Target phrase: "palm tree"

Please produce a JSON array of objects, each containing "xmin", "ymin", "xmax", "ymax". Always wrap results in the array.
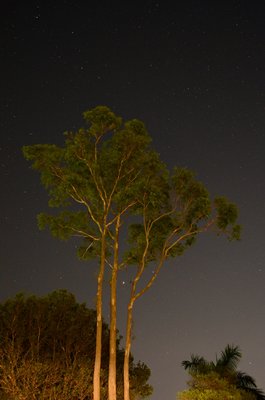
[{"xmin": 182, "ymin": 344, "xmax": 265, "ymax": 400}]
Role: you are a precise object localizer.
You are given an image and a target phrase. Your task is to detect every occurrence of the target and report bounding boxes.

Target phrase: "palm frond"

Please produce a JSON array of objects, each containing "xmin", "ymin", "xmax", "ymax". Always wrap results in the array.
[
  {"xmin": 182, "ymin": 345, "xmax": 264, "ymax": 400},
  {"xmin": 236, "ymin": 371, "xmax": 265, "ymax": 400},
  {"xmin": 182, "ymin": 355, "xmax": 209, "ymax": 374},
  {"xmin": 241, "ymin": 387, "xmax": 265, "ymax": 400},
  {"xmin": 216, "ymin": 344, "xmax": 241, "ymax": 373},
  {"xmin": 236, "ymin": 371, "xmax": 257, "ymax": 388}
]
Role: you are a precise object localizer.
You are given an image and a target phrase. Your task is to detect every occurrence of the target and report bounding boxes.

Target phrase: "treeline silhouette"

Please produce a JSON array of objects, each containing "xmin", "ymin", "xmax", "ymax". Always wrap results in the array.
[{"xmin": 0, "ymin": 290, "xmax": 152, "ymax": 400}]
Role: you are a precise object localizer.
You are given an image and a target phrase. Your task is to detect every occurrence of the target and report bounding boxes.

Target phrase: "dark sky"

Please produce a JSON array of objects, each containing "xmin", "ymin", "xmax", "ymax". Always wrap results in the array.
[{"xmin": 1, "ymin": 1, "xmax": 265, "ymax": 399}]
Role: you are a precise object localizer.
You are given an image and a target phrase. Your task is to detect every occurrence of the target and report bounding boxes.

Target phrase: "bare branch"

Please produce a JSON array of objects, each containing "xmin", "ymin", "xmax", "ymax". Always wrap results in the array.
[
  {"xmin": 81, "ymin": 242, "xmax": 94, "ymax": 258},
  {"xmin": 106, "ymin": 201, "xmax": 137, "ymax": 228},
  {"xmin": 105, "ymin": 258, "xmax": 113, "ymax": 270},
  {"xmin": 50, "ymin": 164, "xmax": 103, "ymax": 233},
  {"xmin": 68, "ymin": 227, "xmax": 99, "ymax": 242}
]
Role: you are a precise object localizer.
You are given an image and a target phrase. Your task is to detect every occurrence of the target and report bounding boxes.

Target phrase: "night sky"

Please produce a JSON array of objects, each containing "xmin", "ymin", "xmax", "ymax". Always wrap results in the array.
[{"xmin": 1, "ymin": 1, "xmax": 265, "ymax": 399}]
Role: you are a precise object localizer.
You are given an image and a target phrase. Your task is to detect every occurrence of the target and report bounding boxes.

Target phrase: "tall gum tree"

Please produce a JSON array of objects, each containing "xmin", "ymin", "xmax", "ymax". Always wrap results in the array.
[
  {"xmin": 23, "ymin": 106, "xmax": 164, "ymax": 400},
  {"xmin": 123, "ymin": 167, "xmax": 241, "ymax": 400},
  {"xmin": 23, "ymin": 107, "xmax": 240, "ymax": 400}
]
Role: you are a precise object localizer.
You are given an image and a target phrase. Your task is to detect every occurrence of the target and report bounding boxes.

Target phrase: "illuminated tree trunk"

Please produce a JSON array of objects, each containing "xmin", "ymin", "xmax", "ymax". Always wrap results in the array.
[
  {"xmin": 108, "ymin": 216, "xmax": 120, "ymax": 400},
  {"xmin": 124, "ymin": 301, "xmax": 134, "ymax": 400},
  {"xmin": 123, "ymin": 271, "xmax": 139, "ymax": 400},
  {"xmin": 93, "ymin": 229, "xmax": 107, "ymax": 400},
  {"xmin": 124, "ymin": 255, "xmax": 165, "ymax": 400}
]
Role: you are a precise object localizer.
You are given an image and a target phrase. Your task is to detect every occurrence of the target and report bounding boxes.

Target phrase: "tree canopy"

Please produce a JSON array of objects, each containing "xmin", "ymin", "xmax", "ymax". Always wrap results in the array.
[
  {"xmin": 178, "ymin": 371, "xmax": 255, "ymax": 400},
  {"xmin": 179, "ymin": 345, "xmax": 265, "ymax": 400},
  {"xmin": 23, "ymin": 105, "xmax": 241, "ymax": 400},
  {"xmin": 23, "ymin": 106, "xmax": 169, "ymax": 400},
  {"xmin": 24, "ymin": 106, "xmax": 165, "ymax": 400},
  {"xmin": 0, "ymin": 290, "xmax": 152, "ymax": 400}
]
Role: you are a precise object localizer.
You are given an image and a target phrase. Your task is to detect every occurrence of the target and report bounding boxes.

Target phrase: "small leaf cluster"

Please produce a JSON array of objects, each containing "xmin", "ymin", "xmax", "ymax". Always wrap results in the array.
[{"xmin": 214, "ymin": 197, "xmax": 241, "ymax": 240}]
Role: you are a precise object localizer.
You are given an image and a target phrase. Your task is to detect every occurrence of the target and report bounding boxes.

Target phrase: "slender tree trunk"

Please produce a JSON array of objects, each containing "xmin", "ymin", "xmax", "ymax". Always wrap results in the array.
[
  {"xmin": 124, "ymin": 255, "xmax": 165, "ymax": 400},
  {"xmin": 124, "ymin": 270, "xmax": 139, "ymax": 400},
  {"xmin": 93, "ymin": 228, "xmax": 107, "ymax": 400},
  {"xmin": 124, "ymin": 301, "xmax": 134, "ymax": 400},
  {"xmin": 108, "ymin": 216, "xmax": 120, "ymax": 400}
]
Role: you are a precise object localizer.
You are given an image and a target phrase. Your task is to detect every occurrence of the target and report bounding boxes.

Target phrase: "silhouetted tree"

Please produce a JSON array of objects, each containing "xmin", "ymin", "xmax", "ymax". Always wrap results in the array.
[
  {"xmin": 0, "ymin": 290, "xmax": 152, "ymax": 400},
  {"xmin": 180, "ymin": 345, "xmax": 265, "ymax": 400}
]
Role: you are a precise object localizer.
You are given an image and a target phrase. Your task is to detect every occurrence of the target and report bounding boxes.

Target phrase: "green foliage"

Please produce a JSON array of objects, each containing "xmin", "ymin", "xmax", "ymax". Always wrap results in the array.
[
  {"xmin": 83, "ymin": 105, "xmax": 122, "ymax": 137},
  {"xmin": 130, "ymin": 361, "xmax": 152, "ymax": 399},
  {"xmin": 23, "ymin": 104, "xmax": 241, "ymax": 274},
  {"xmin": 214, "ymin": 197, "xmax": 241, "ymax": 240},
  {"xmin": 125, "ymin": 165, "xmax": 240, "ymax": 267},
  {"xmin": 177, "ymin": 372, "xmax": 255, "ymax": 400},
  {"xmin": 22, "ymin": 106, "xmax": 168, "ymax": 263},
  {"xmin": 181, "ymin": 345, "xmax": 264, "ymax": 400},
  {"xmin": 0, "ymin": 290, "xmax": 152, "ymax": 400},
  {"xmin": 23, "ymin": 105, "xmax": 241, "ymax": 399},
  {"xmin": 172, "ymin": 167, "xmax": 211, "ymax": 224}
]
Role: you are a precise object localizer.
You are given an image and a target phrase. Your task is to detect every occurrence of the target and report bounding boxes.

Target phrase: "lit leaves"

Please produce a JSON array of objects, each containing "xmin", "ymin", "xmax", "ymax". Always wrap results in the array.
[
  {"xmin": 23, "ymin": 105, "xmax": 241, "ymax": 273},
  {"xmin": 214, "ymin": 197, "xmax": 241, "ymax": 240},
  {"xmin": 23, "ymin": 106, "xmax": 168, "ymax": 266},
  {"xmin": 83, "ymin": 105, "xmax": 122, "ymax": 138},
  {"xmin": 38, "ymin": 211, "xmax": 100, "ymax": 259},
  {"xmin": 126, "ymin": 166, "xmax": 241, "ymax": 269},
  {"xmin": 172, "ymin": 167, "xmax": 211, "ymax": 225}
]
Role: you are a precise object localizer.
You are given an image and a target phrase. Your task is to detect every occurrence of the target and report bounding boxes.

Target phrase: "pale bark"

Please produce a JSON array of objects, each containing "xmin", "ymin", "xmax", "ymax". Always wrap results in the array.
[
  {"xmin": 108, "ymin": 216, "xmax": 120, "ymax": 400},
  {"xmin": 123, "ymin": 222, "xmax": 203, "ymax": 400},
  {"xmin": 123, "ymin": 264, "xmax": 144, "ymax": 400},
  {"xmin": 123, "ymin": 260, "xmax": 163, "ymax": 400},
  {"xmin": 123, "ymin": 302, "xmax": 133, "ymax": 400},
  {"xmin": 93, "ymin": 229, "xmax": 107, "ymax": 400}
]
